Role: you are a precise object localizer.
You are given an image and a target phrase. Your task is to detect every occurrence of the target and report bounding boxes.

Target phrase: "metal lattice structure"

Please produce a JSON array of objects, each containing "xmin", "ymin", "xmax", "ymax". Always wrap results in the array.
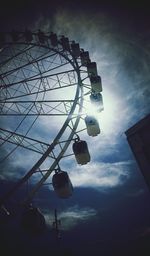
[{"xmin": 0, "ymin": 30, "xmax": 103, "ymax": 207}]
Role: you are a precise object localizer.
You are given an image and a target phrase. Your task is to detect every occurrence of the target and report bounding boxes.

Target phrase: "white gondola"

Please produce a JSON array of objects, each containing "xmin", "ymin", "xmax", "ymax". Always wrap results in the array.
[
  {"xmin": 90, "ymin": 92, "xmax": 104, "ymax": 112},
  {"xmin": 21, "ymin": 206, "xmax": 46, "ymax": 234},
  {"xmin": 85, "ymin": 115, "xmax": 100, "ymax": 136},
  {"xmin": 80, "ymin": 51, "xmax": 90, "ymax": 66},
  {"xmin": 52, "ymin": 171, "xmax": 73, "ymax": 198},
  {"xmin": 72, "ymin": 140, "xmax": 91, "ymax": 165},
  {"xmin": 71, "ymin": 41, "xmax": 80, "ymax": 57},
  {"xmin": 87, "ymin": 62, "xmax": 98, "ymax": 76},
  {"xmin": 90, "ymin": 75, "xmax": 102, "ymax": 93}
]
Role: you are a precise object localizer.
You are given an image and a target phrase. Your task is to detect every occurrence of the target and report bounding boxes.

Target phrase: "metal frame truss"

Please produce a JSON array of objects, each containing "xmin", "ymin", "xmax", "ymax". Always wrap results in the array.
[{"xmin": 0, "ymin": 30, "xmax": 100, "ymax": 207}]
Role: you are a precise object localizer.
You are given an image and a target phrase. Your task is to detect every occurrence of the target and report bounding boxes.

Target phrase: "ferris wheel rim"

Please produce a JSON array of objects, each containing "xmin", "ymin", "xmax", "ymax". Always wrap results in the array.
[
  {"xmin": 0, "ymin": 30, "xmax": 86, "ymax": 205},
  {"xmin": 0, "ymin": 29, "xmax": 104, "ymax": 207},
  {"xmin": 0, "ymin": 31, "xmax": 83, "ymax": 143}
]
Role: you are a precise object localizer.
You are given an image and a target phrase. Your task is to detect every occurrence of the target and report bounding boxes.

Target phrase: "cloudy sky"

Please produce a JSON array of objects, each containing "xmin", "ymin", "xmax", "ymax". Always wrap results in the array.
[{"xmin": 0, "ymin": 1, "xmax": 150, "ymax": 255}]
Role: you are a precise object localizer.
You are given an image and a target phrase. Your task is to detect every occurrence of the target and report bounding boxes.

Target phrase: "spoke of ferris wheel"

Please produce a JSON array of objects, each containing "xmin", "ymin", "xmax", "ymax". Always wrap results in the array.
[
  {"xmin": 0, "ymin": 100, "xmax": 75, "ymax": 115},
  {"xmin": 0, "ymin": 71, "xmax": 77, "ymax": 99},
  {"xmin": 0, "ymin": 53, "xmax": 74, "ymax": 81},
  {"xmin": 0, "ymin": 83, "xmax": 76, "ymax": 101},
  {"xmin": 0, "ymin": 127, "xmax": 77, "ymax": 160},
  {"xmin": 0, "ymin": 127, "xmax": 55, "ymax": 157},
  {"xmin": 0, "ymin": 73, "xmax": 77, "ymax": 99},
  {"xmin": 1, "ymin": 100, "xmax": 75, "ymax": 103},
  {"xmin": 0, "ymin": 57, "xmax": 68, "ymax": 85},
  {"xmin": 0, "ymin": 45, "xmax": 60, "ymax": 77},
  {"xmin": 0, "ymin": 101, "xmax": 81, "ymax": 206},
  {"xmin": 0, "ymin": 63, "xmax": 74, "ymax": 89},
  {"xmin": 0, "ymin": 44, "xmax": 35, "ymax": 67},
  {"xmin": 0, "ymin": 114, "xmax": 77, "ymax": 116}
]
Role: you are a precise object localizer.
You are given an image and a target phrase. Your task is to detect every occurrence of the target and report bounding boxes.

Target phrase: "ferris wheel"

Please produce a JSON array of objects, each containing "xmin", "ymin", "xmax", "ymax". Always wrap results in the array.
[{"xmin": 0, "ymin": 30, "xmax": 104, "ymax": 210}]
